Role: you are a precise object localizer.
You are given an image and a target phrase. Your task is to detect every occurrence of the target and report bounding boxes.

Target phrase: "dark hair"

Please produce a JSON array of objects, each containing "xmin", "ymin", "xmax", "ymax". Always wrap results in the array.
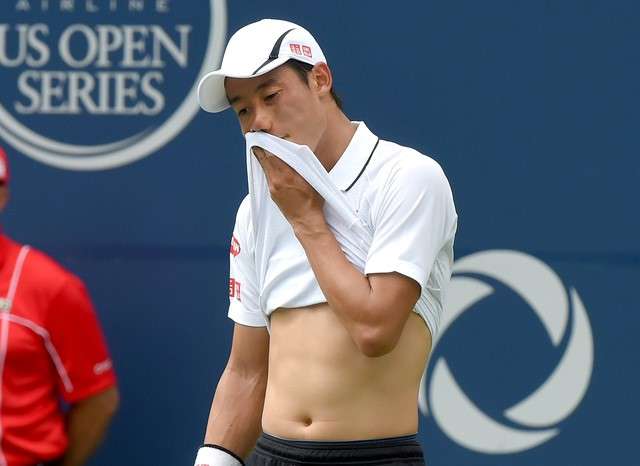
[{"xmin": 285, "ymin": 60, "xmax": 343, "ymax": 110}]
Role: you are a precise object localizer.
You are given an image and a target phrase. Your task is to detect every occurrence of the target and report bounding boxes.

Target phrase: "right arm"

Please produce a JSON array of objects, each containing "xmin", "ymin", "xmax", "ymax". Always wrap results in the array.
[
  {"xmin": 203, "ymin": 323, "xmax": 269, "ymax": 459},
  {"xmin": 197, "ymin": 196, "xmax": 268, "ymax": 463}
]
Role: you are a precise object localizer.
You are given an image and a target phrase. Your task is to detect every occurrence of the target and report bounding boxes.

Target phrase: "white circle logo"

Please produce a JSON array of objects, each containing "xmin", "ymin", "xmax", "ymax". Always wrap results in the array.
[
  {"xmin": 0, "ymin": 0, "xmax": 227, "ymax": 170},
  {"xmin": 419, "ymin": 250, "xmax": 594, "ymax": 453}
]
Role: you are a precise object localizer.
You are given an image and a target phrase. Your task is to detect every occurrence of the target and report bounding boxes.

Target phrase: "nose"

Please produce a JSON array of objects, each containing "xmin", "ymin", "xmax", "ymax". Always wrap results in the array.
[{"xmin": 250, "ymin": 104, "xmax": 272, "ymax": 133}]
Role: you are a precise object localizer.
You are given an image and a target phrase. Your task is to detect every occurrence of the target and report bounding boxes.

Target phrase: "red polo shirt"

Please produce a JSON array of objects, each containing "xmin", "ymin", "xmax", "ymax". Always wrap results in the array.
[{"xmin": 0, "ymin": 234, "xmax": 117, "ymax": 466}]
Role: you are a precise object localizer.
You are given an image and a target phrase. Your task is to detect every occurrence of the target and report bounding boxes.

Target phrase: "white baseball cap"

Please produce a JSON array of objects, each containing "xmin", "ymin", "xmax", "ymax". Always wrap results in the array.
[{"xmin": 197, "ymin": 19, "xmax": 327, "ymax": 113}]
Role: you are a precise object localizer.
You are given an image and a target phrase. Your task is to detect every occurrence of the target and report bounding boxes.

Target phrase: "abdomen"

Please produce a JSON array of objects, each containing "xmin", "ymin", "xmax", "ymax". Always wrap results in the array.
[{"xmin": 263, "ymin": 303, "xmax": 431, "ymax": 440}]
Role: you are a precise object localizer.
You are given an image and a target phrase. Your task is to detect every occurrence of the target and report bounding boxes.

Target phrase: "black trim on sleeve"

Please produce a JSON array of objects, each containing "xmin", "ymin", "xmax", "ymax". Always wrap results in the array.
[
  {"xmin": 202, "ymin": 444, "xmax": 246, "ymax": 465},
  {"xmin": 252, "ymin": 28, "xmax": 296, "ymax": 75},
  {"xmin": 345, "ymin": 138, "xmax": 380, "ymax": 192}
]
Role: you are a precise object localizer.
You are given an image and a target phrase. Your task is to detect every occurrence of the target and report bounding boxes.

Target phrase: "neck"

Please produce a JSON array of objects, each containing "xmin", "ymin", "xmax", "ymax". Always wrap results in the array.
[{"xmin": 313, "ymin": 108, "xmax": 357, "ymax": 172}]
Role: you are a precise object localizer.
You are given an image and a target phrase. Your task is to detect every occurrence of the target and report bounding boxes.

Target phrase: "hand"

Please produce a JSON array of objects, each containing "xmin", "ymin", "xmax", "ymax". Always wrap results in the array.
[{"xmin": 252, "ymin": 146, "xmax": 327, "ymax": 232}]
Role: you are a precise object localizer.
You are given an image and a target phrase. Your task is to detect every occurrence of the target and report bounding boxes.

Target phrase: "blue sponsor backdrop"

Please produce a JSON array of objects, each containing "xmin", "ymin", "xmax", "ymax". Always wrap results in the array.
[{"xmin": 1, "ymin": 0, "xmax": 638, "ymax": 465}]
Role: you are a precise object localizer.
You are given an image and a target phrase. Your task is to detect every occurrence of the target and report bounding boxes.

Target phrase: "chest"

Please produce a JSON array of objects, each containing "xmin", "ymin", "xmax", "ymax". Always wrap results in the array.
[
  {"xmin": 0, "ymin": 247, "xmax": 55, "ymax": 381},
  {"xmin": 1, "ymin": 314, "xmax": 53, "ymax": 379},
  {"xmin": 341, "ymin": 177, "xmax": 379, "ymax": 232}
]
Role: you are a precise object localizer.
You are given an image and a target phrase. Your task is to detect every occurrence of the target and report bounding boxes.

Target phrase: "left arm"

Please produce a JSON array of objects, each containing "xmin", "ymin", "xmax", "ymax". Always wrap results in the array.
[
  {"xmin": 61, "ymin": 387, "xmax": 120, "ymax": 466},
  {"xmin": 294, "ymin": 218, "xmax": 419, "ymax": 357},
  {"xmin": 254, "ymin": 147, "xmax": 420, "ymax": 357}
]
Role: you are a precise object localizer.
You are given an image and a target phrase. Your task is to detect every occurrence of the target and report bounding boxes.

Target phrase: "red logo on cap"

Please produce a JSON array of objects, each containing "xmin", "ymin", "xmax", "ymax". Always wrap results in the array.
[
  {"xmin": 230, "ymin": 236, "xmax": 241, "ymax": 257},
  {"xmin": 290, "ymin": 43, "xmax": 302, "ymax": 56},
  {"xmin": 302, "ymin": 45, "xmax": 312, "ymax": 58}
]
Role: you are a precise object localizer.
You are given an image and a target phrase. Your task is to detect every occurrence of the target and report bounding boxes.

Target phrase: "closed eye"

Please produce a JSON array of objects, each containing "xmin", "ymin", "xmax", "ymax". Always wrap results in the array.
[{"xmin": 264, "ymin": 92, "xmax": 279, "ymax": 102}]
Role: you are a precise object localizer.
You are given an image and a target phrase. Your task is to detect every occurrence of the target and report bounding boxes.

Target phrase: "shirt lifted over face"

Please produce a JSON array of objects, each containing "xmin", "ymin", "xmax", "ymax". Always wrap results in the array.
[{"xmin": 227, "ymin": 122, "xmax": 458, "ymax": 339}]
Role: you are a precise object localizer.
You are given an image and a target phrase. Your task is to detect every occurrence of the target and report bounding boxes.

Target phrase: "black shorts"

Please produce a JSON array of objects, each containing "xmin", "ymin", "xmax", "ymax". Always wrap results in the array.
[{"xmin": 247, "ymin": 432, "xmax": 426, "ymax": 465}]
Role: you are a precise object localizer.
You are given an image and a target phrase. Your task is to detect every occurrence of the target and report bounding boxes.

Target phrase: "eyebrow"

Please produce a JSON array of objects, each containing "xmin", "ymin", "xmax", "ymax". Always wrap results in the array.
[{"xmin": 228, "ymin": 78, "xmax": 279, "ymax": 106}]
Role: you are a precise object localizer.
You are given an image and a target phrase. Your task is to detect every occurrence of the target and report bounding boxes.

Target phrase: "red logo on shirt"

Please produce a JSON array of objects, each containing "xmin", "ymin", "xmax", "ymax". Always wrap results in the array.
[
  {"xmin": 230, "ymin": 236, "xmax": 241, "ymax": 257},
  {"xmin": 93, "ymin": 359, "xmax": 113, "ymax": 375},
  {"xmin": 229, "ymin": 278, "xmax": 241, "ymax": 301}
]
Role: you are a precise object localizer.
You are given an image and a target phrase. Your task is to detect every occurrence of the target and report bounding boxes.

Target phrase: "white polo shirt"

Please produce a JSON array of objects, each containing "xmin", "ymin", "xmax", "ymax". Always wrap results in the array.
[{"xmin": 227, "ymin": 122, "xmax": 457, "ymax": 338}]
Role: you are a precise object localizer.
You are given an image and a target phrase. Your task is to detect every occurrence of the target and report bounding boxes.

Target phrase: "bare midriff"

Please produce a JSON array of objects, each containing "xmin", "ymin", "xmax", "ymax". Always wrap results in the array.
[{"xmin": 262, "ymin": 302, "xmax": 431, "ymax": 441}]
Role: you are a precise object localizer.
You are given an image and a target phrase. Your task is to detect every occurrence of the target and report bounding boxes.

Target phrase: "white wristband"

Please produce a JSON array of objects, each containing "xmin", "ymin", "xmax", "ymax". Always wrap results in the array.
[{"xmin": 194, "ymin": 445, "xmax": 244, "ymax": 466}]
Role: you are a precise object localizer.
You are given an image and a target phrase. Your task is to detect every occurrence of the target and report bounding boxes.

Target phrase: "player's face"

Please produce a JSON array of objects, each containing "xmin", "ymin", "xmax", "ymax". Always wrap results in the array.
[{"xmin": 225, "ymin": 64, "xmax": 328, "ymax": 152}]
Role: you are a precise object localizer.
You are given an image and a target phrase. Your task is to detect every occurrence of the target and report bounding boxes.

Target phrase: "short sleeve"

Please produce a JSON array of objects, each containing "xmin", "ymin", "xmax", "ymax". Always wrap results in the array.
[
  {"xmin": 45, "ymin": 276, "xmax": 117, "ymax": 403},
  {"xmin": 227, "ymin": 196, "xmax": 267, "ymax": 327},
  {"xmin": 364, "ymin": 155, "xmax": 457, "ymax": 289}
]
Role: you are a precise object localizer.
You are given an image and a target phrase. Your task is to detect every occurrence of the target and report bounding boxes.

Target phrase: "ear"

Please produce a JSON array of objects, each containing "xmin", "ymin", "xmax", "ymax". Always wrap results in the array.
[
  {"xmin": 0, "ymin": 186, "xmax": 8, "ymax": 212},
  {"xmin": 309, "ymin": 63, "xmax": 333, "ymax": 98}
]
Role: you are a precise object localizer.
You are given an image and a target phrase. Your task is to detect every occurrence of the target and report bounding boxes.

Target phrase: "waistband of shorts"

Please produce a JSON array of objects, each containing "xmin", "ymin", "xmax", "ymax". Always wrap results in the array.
[
  {"xmin": 256, "ymin": 432, "xmax": 424, "ymax": 463},
  {"xmin": 260, "ymin": 432, "xmax": 420, "ymax": 449}
]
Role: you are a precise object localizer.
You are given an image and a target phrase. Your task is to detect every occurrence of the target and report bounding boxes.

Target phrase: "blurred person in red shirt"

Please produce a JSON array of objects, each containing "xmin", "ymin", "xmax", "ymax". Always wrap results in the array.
[{"xmin": 0, "ymin": 147, "xmax": 119, "ymax": 466}]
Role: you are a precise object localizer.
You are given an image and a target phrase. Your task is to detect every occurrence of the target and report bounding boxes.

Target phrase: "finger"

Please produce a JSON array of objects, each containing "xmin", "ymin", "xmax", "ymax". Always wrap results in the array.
[
  {"xmin": 252, "ymin": 146, "xmax": 266, "ymax": 162},
  {"xmin": 252, "ymin": 146, "xmax": 279, "ymax": 159},
  {"xmin": 254, "ymin": 147, "xmax": 285, "ymax": 177},
  {"xmin": 253, "ymin": 146, "xmax": 279, "ymax": 168},
  {"xmin": 251, "ymin": 147, "xmax": 271, "ymax": 178}
]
